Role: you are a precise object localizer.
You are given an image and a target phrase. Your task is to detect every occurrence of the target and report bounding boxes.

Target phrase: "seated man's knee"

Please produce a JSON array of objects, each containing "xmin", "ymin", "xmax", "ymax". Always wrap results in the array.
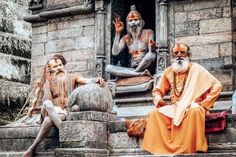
[
  {"xmin": 43, "ymin": 100, "xmax": 53, "ymax": 110},
  {"xmin": 145, "ymin": 52, "xmax": 156, "ymax": 62},
  {"xmin": 105, "ymin": 64, "xmax": 113, "ymax": 73},
  {"xmin": 43, "ymin": 117, "xmax": 53, "ymax": 126},
  {"xmin": 189, "ymin": 107, "xmax": 203, "ymax": 115}
]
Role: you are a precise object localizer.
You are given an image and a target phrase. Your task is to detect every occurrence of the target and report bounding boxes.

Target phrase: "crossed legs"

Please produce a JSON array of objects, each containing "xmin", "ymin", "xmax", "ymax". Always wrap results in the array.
[{"xmin": 23, "ymin": 100, "xmax": 66, "ymax": 157}]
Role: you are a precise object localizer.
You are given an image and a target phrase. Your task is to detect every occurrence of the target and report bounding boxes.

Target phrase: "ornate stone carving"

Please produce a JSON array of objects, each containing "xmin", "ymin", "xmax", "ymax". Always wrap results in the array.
[{"xmin": 28, "ymin": 0, "xmax": 43, "ymax": 10}]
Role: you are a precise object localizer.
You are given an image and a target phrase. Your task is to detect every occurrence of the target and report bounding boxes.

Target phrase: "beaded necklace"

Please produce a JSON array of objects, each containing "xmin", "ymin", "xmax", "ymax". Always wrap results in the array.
[{"xmin": 173, "ymin": 70, "xmax": 189, "ymax": 97}]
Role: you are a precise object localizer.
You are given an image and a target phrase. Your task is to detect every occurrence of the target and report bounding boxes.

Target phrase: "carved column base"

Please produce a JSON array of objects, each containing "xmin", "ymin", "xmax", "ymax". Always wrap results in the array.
[{"xmin": 156, "ymin": 47, "xmax": 169, "ymax": 73}]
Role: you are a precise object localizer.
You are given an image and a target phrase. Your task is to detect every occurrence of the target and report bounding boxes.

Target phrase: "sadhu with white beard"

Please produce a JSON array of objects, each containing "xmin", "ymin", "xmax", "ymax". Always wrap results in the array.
[
  {"xmin": 142, "ymin": 43, "xmax": 222, "ymax": 154},
  {"xmin": 23, "ymin": 54, "xmax": 104, "ymax": 157}
]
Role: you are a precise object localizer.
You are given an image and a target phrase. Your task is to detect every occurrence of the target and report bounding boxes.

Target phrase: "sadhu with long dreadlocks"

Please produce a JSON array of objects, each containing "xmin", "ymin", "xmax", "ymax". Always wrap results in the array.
[{"xmin": 23, "ymin": 54, "xmax": 104, "ymax": 157}]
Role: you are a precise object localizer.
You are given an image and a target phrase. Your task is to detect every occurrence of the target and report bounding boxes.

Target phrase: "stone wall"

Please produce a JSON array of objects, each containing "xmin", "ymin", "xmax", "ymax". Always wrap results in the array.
[
  {"xmin": 0, "ymin": 0, "xmax": 31, "ymax": 124},
  {"xmin": 169, "ymin": 0, "xmax": 233, "ymax": 90},
  {"xmin": 31, "ymin": 14, "xmax": 96, "ymax": 85}
]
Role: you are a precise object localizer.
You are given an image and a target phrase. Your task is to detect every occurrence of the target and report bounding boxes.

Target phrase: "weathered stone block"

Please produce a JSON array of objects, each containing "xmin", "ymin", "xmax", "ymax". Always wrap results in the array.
[
  {"xmin": 175, "ymin": 21, "xmax": 199, "ymax": 37},
  {"xmin": 75, "ymin": 35, "xmax": 94, "ymax": 49},
  {"xmin": 46, "ymin": 0, "xmax": 84, "ymax": 10},
  {"xmin": 108, "ymin": 132, "xmax": 140, "ymax": 149},
  {"xmin": 60, "ymin": 120, "xmax": 107, "ymax": 148},
  {"xmin": 174, "ymin": 12, "xmax": 187, "ymax": 24},
  {"xmin": 175, "ymin": 32, "xmax": 232, "ymax": 46},
  {"xmin": 32, "ymin": 26, "xmax": 47, "ymax": 35},
  {"xmin": 67, "ymin": 111, "xmax": 117, "ymax": 122},
  {"xmin": 65, "ymin": 61, "xmax": 87, "ymax": 72},
  {"xmin": 32, "ymin": 43, "xmax": 45, "ymax": 56},
  {"xmin": 56, "ymin": 17, "xmax": 95, "ymax": 30},
  {"xmin": 207, "ymin": 127, "xmax": 236, "ymax": 144},
  {"xmin": 0, "ymin": 80, "xmax": 30, "ymax": 113},
  {"xmin": 190, "ymin": 44, "xmax": 219, "ymax": 60},
  {"xmin": 48, "ymin": 27, "xmax": 83, "ymax": 40},
  {"xmin": 223, "ymin": 7, "xmax": 231, "ymax": 17},
  {"xmin": 32, "ymin": 33, "xmax": 47, "ymax": 44},
  {"xmin": 0, "ymin": 53, "xmax": 31, "ymax": 84},
  {"xmin": 0, "ymin": 125, "xmax": 59, "ymax": 151},
  {"xmin": 83, "ymin": 25, "xmax": 95, "ymax": 36},
  {"xmin": 187, "ymin": 8, "xmax": 222, "ymax": 21},
  {"xmin": 0, "ymin": 32, "xmax": 31, "ymax": 59},
  {"xmin": 61, "ymin": 49, "xmax": 95, "ymax": 64},
  {"xmin": 31, "ymin": 55, "xmax": 48, "ymax": 67},
  {"xmin": 174, "ymin": 4, "xmax": 183, "ymax": 13},
  {"xmin": 200, "ymin": 18, "xmax": 231, "ymax": 34},
  {"xmin": 210, "ymin": 70, "xmax": 232, "ymax": 91},
  {"xmin": 220, "ymin": 42, "xmax": 232, "ymax": 57},
  {"xmin": 183, "ymin": 0, "xmax": 230, "ymax": 12},
  {"xmin": 46, "ymin": 39, "xmax": 75, "ymax": 53},
  {"xmin": 0, "ymin": 18, "xmax": 14, "ymax": 34},
  {"xmin": 194, "ymin": 57, "xmax": 224, "ymax": 71}
]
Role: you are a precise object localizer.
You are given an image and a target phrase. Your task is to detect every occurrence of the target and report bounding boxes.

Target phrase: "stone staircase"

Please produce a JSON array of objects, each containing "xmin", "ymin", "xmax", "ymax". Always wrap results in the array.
[
  {"xmin": 108, "ymin": 91, "xmax": 236, "ymax": 157},
  {"xmin": 0, "ymin": 92, "xmax": 235, "ymax": 157},
  {"xmin": 0, "ymin": 114, "xmax": 59, "ymax": 157}
]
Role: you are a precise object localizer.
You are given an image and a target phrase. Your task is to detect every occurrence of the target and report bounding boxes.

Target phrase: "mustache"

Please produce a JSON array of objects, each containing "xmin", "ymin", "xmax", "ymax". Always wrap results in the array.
[
  {"xmin": 176, "ymin": 57, "xmax": 184, "ymax": 61},
  {"xmin": 56, "ymin": 69, "xmax": 65, "ymax": 75}
]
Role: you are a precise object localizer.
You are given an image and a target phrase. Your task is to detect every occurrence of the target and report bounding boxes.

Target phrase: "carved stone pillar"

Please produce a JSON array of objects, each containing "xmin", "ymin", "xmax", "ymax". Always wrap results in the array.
[
  {"xmin": 156, "ymin": 0, "xmax": 169, "ymax": 73},
  {"xmin": 94, "ymin": 0, "xmax": 106, "ymax": 77}
]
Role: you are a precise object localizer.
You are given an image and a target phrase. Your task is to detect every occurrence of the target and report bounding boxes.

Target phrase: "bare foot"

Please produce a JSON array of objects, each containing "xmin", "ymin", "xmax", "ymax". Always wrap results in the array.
[
  {"xmin": 22, "ymin": 149, "xmax": 34, "ymax": 157},
  {"xmin": 36, "ymin": 114, "xmax": 43, "ymax": 125}
]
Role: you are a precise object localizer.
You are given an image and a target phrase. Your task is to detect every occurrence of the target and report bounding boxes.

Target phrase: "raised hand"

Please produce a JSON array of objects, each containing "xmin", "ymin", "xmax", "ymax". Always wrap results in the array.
[
  {"xmin": 96, "ymin": 77, "xmax": 105, "ymax": 87},
  {"xmin": 113, "ymin": 17, "xmax": 124, "ymax": 34}
]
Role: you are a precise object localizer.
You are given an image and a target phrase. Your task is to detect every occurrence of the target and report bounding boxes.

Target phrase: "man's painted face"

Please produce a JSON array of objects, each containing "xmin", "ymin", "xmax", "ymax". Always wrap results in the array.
[
  {"xmin": 48, "ymin": 59, "xmax": 65, "ymax": 76},
  {"xmin": 171, "ymin": 44, "xmax": 190, "ymax": 73},
  {"xmin": 127, "ymin": 12, "xmax": 142, "ymax": 31},
  {"xmin": 172, "ymin": 44, "xmax": 188, "ymax": 59}
]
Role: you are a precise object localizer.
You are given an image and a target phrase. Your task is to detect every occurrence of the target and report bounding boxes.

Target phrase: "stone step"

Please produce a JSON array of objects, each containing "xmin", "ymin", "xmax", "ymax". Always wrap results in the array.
[
  {"xmin": 108, "ymin": 115, "xmax": 236, "ymax": 156},
  {"xmin": 114, "ymin": 91, "xmax": 233, "ymax": 108},
  {"xmin": 110, "ymin": 151, "xmax": 236, "ymax": 157},
  {"xmin": 110, "ymin": 145, "xmax": 236, "ymax": 156},
  {"xmin": 0, "ymin": 124, "xmax": 59, "ymax": 152},
  {"xmin": 0, "ymin": 151, "xmax": 55, "ymax": 157},
  {"xmin": 115, "ymin": 100, "xmax": 232, "ymax": 119}
]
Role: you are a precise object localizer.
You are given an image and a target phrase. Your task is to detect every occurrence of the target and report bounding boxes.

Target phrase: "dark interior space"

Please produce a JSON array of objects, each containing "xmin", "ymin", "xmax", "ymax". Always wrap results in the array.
[{"xmin": 110, "ymin": 0, "xmax": 156, "ymax": 77}]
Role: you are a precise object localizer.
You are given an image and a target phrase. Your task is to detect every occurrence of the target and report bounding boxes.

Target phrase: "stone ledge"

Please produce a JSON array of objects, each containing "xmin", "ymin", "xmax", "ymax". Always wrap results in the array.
[
  {"xmin": 55, "ymin": 148, "xmax": 109, "ymax": 157},
  {"xmin": 67, "ymin": 111, "xmax": 118, "ymax": 122},
  {"xmin": 24, "ymin": 2, "xmax": 94, "ymax": 23},
  {"xmin": 0, "ymin": 125, "xmax": 58, "ymax": 139},
  {"xmin": 0, "ymin": 32, "xmax": 31, "ymax": 59}
]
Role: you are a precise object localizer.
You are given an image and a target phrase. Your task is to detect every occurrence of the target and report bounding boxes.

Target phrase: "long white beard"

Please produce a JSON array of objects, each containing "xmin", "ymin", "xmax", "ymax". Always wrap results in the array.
[{"xmin": 171, "ymin": 57, "xmax": 190, "ymax": 73}]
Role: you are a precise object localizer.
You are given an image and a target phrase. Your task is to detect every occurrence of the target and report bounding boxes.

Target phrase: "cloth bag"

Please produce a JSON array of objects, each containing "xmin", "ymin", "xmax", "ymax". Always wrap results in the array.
[{"xmin": 205, "ymin": 111, "xmax": 227, "ymax": 133}]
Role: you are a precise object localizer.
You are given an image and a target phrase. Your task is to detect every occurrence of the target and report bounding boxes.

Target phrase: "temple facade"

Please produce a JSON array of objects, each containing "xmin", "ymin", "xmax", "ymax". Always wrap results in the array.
[
  {"xmin": 25, "ymin": 0, "xmax": 235, "ymax": 91},
  {"xmin": 0, "ymin": 0, "xmax": 236, "ymax": 156}
]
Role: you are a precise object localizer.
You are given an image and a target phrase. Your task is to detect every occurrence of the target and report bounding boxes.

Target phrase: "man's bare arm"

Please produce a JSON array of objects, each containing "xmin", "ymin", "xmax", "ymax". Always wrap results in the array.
[{"xmin": 72, "ymin": 73, "xmax": 105, "ymax": 91}]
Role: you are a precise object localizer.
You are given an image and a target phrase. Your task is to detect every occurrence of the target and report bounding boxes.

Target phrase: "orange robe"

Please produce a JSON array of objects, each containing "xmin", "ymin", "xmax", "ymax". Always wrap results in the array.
[{"xmin": 142, "ymin": 62, "xmax": 222, "ymax": 154}]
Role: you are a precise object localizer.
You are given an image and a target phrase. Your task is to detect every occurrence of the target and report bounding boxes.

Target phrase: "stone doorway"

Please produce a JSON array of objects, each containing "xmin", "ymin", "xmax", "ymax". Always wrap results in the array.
[{"xmin": 109, "ymin": 0, "xmax": 156, "ymax": 78}]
